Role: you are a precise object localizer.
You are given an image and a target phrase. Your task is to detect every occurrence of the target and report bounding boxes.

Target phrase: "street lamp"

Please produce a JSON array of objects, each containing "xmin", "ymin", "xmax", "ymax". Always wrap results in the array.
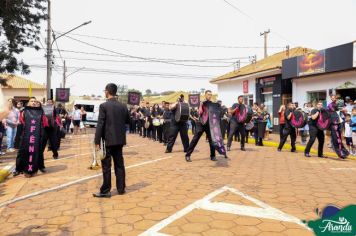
[
  {"xmin": 62, "ymin": 66, "xmax": 86, "ymax": 88},
  {"xmin": 45, "ymin": 1, "xmax": 91, "ymax": 99}
]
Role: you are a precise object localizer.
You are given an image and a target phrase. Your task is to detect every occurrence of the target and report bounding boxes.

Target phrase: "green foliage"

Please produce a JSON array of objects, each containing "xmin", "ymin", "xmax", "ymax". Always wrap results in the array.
[{"xmin": 0, "ymin": 0, "xmax": 47, "ymax": 74}]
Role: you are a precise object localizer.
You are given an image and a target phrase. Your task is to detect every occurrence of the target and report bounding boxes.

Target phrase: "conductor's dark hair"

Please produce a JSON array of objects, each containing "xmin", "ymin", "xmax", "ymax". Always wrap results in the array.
[
  {"xmin": 205, "ymin": 90, "xmax": 212, "ymax": 94},
  {"xmin": 105, "ymin": 83, "xmax": 117, "ymax": 96}
]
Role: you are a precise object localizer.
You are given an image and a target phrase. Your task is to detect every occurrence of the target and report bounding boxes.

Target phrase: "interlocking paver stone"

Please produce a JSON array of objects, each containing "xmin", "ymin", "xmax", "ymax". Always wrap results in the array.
[{"xmin": 0, "ymin": 131, "xmax": 355, "ymax": 235}]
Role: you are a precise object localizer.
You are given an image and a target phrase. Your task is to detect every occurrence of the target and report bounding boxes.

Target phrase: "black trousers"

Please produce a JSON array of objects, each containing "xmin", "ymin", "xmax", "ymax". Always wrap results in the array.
[
  {"xmin": 100, "ymin": 145, "xmax": 125, "ymax": 194},
  {"xmin": 305, "ymin": 125, "xmax": 324, "ymax": 156},
  {"xmin": 152, "ymin": 125, "xmax": 162, "ymax": 141},
  {"xmin": 162, "ymin": 122, "xmax": 171, "ymax": 144},
  {"xmin": 138, "ymin": 119, "xmax": 144, "ymax": 136},
  {"xmin": 278, "ymin": 125, "xmax": 296, "ymax": 150},
  {"xmin": 227, "ymin": 120, "xmax": 245, "ymax": 148},
  {"xmin": 42, "ymin": 127, "xmax": 58, "ymax": 157},
  {"xmin": 166, "ymin": 121, "xmax": 189, "ymax": 152},
  {"xmin": 279, "ymin": 124, "xmax": 285, "ymax": 140},
  {"xmin": 191, "ymin": 120, "xmax": 197, "ymax": 135},
  {"xmin": 186, "ymin": 122, "xmax": 215, "ymax": 158},
  {"xmin": 221, "ymin": 120, "xmax": 228, "ymax": 141}
]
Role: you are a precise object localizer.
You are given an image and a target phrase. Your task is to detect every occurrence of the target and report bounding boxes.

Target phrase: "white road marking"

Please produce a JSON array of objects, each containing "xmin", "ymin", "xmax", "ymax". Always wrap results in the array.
[
  {"xmin": 140, "ymin": 186, "xmax": 309, "ymax": 236},
  {"xmin": 0, "ymin": 155, "xmax": 173, "ymax": 208},
  {"xmin": 330, "ymin": 167, "xmax": 356, "ymax": 171}
]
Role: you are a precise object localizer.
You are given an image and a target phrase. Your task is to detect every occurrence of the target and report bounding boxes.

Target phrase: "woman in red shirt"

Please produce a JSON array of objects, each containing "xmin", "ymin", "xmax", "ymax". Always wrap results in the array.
[{"xmin": 278, "ymin": 105, "xmax": 286, "ymax": 139}]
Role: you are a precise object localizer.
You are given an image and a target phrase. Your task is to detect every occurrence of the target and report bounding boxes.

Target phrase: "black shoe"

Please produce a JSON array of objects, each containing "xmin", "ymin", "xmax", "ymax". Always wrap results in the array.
[
  {"xmin": 13, "ymin": 171, "xmax": 20, "ymax": 177},
  {"xmin": 227, "ymin": 147, "xmax": 231, "ymax": 151},
  {"xmin": 53, "ymin": 155, "xmax": 58, "ymax": 159},
  {"xmin": 291, "ymin": 149, "xmax": 296, "ymax": 153},
  {"xmin": 93, "ymin": 192, "xmax": 111, "ymax": 198},
  {"xmin": 277, "ymin": 148, "xmax": 282, "ymax": 152},
  {"xmin": 210, "ymin": 156, "xmax": 217, "ymax": 161},
  {"xmin": 117, "ymin": 190, "xmax": 126, "ymax": 195},
  {"xmin": 185, "ymin": 155, "xmax": 192, "ymax": 162},
  {"xmin": 224, "ymin": 155, "xmax": 228, "ymax": 159},
  {"xmin": 304, "ymin": 153, "xmax": 311, "ymax": 158},
  {"xmin": 165, "ymin": 150, "xmax": 172, "ymax": 153},
  {"xmin": 39, "ymin": 168, "xmax": 46, "ymax": 173},
  {"xmin": 241, "ymin": 147, "xmax": 246, "ymax": 151},
  {"xmin": 318, "ymin": 155, "xmax": 327, "ymax": 158}
]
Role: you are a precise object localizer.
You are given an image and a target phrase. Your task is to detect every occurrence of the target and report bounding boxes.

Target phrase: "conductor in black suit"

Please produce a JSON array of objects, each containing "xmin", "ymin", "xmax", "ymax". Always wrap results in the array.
[{"xmin": 93, "ymin": 83, "xmax": 130, "ymax": 198}]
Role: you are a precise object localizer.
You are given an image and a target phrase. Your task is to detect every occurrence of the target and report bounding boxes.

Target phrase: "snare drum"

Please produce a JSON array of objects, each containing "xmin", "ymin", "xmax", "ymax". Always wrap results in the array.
[
  {"xmin": 245, "ymin": 121, "xmax": 254, "ymax": 131},
  {"xmin": 153, "ymin": 118, "xmax": 160, "ymax": 126}
]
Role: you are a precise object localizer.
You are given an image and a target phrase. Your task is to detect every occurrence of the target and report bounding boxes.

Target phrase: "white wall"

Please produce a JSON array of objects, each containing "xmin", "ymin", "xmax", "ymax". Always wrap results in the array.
[
  {"xmin": 217, "ymin": 77, "xmax": 256, "ymax": 107},
  {"xmin": 292, "ymin": 70, "xmax": 356, "ymax": 104},
  {"xmin": 1, "ymin": 88, "xmax": 46, "ymax": 103}
]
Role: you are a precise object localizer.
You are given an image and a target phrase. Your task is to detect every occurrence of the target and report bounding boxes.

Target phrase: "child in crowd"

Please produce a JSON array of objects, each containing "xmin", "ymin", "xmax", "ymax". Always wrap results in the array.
[
  {"xmin": 351, "ymin": 108, "xmax": 356, "ymax": 155},
  {"xmin": 344, "ymin": 113, "xmax": 355, "ymax": 155}
]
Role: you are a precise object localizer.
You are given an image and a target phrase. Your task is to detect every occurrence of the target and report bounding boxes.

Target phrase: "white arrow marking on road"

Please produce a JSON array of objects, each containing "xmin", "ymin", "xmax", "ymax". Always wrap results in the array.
[{"xmin": 140, "ymin": 186, "xmax": 309, "ymax": 236}]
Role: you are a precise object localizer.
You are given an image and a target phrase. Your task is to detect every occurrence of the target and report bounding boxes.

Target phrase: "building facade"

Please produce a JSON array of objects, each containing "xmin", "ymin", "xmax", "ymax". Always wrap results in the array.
[{"xmin": 282, "ymin": 42, "xmax": 356, "ymax": 106}]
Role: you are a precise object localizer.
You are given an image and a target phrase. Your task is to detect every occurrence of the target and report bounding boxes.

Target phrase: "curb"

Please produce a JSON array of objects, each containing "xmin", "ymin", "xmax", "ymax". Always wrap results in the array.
[
  {"xmin": 246, "ymin": 138, "xmax": 356, "ymax": 161},
  {"xmin": 0, "ymin": 164, "xmax": 15, "ymax": 183}
]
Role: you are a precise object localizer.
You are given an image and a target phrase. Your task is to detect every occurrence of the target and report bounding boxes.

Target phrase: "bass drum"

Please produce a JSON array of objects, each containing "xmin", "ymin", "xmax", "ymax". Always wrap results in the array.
[
  {"xmin": 236, "ymin": 104, "xmax": 253, "ymax": 123},
  {"xmin": 316, "ymin": 109, "xmax": 331, "ymax": 130},
  {"xmin": 175, "ymin": 102, "xmax": 190, "ymax": 122},
  {"xmin": 291, "ymin": 110, "xmax": 308, "ymax": 128}
]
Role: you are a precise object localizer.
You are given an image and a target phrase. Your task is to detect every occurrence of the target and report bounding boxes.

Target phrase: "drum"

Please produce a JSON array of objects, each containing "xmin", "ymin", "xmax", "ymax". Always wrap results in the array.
[
  {"xmin": 291, "ymin": 110, "xmax": 308, "ymax": 128},
  {"xmin": 153, "ymin": 118, "xmax": 160, "ymax": 126},
  {"xmin": 245, "ymin": 121, "xmax": 254, "ymax": 131},
  {"xmin": 236, "ymin": 104, "xmax": 253, "ymax": 123},
  {"xmin": 316, "ymin": 109, "xmax": 331, "ymax": 130},
  {"xmin": 175, "ymin": 102, "xmax": 190, "ymax": 122}
]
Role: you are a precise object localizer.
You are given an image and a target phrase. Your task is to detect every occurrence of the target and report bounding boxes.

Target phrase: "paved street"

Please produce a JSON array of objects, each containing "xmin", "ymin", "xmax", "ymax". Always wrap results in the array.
[{"xmin": 0, "ymin": 131, "xmax": 356, "ymax": 236}]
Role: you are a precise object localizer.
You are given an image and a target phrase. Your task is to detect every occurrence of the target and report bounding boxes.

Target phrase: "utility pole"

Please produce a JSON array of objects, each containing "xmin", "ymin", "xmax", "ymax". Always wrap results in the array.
[
  {"xmin": 260, "ymin": 29, "xmax": 270, "ymax": 58},
  {"xmin": 62, "ymin": 60, "xmax": 67, "ymax": 88},
  {"xmin": 46, "ymin": 0, "xmax": 52, "ymax": 99}
]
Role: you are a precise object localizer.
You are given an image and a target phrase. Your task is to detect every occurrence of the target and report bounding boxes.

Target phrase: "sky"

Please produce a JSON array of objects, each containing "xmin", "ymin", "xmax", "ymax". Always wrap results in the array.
[{"xmin": 20, "ymin": 0, "xmax": 356, "ymax": 96}]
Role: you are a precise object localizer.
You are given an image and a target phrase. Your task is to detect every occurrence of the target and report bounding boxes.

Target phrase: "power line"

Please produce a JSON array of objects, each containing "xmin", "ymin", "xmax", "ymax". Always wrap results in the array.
[
  {"xmin": 62, "ymin": 35, "xmax": 247, "ymax": 68},
  {"xmin": 222, "ymin": 0, "xmax": 294, "ymax": 45},
  {"xmin": 36, "ymin": 47, "xmax": 249, "ymax": 63},
  {"xmin": 59, "ymin": 31, "xmax": 285, "ymax": 49},
  {"xmin": 50, "ymin": 55, "xmax": 251, "ymax": 68},
  {"xmin": 28, "ymin": 64, "xmax": 216, "ymax": 80}
]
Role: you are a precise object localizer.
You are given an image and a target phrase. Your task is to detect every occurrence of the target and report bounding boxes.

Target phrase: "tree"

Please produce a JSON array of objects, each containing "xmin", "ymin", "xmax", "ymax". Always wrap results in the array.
[
  {"xmin": 145, "ymin": 89, "xmax": 152, "ymax": 96},
  {"xmin": 0, "ymin": 0, "xmax": 47, "ymax": 75},
  {"xmin": 160, "ymin": 90, "xmax": 175, "ymax": 96}
]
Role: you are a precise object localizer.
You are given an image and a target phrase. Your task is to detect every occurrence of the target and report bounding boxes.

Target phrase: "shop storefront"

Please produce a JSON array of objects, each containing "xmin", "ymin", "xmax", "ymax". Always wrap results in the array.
[
  {"xmin": 255, "ymin": 75, "xmax": 293, "ymax": 133},
  {"xmin": 282, "ymin": 42, "xmax": 356, "ymax": 106}
]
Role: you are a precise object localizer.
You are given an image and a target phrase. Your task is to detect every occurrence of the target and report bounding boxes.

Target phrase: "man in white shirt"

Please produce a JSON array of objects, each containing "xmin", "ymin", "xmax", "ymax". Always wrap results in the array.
[{"xmin": 72, "ymin": 105, "xmax": 81, "ymax": 135}]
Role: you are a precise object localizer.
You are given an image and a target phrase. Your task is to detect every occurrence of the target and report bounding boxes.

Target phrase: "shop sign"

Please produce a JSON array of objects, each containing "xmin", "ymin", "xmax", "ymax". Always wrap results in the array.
[
  {"xmin": 243, "ymin": 80, "xmax": 248, "ymax": 93},
  {"xmin": 298, "ymin": 50, "xmax": 325, "ymax": 76}
]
